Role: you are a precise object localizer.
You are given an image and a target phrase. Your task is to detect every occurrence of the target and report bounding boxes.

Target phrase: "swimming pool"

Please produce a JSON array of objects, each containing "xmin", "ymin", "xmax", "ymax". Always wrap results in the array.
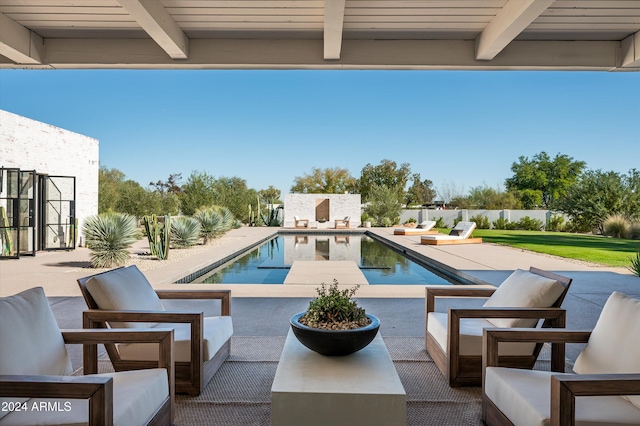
[{"xmin": 188, "ymin": 234, "xmax": 455, "ymax": 285}]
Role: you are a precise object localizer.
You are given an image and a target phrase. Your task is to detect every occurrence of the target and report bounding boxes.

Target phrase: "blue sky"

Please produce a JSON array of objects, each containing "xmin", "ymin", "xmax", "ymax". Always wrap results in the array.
[{"xmin": 1, "ymin": 69, "xmax": 638, "ymax": 199}]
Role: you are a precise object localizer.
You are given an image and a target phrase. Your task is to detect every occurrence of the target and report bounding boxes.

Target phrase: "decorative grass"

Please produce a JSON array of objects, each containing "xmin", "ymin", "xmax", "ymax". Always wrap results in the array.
[{"xmin": 469, "ymin": 230, "xmax": 640, "ymax": 268}]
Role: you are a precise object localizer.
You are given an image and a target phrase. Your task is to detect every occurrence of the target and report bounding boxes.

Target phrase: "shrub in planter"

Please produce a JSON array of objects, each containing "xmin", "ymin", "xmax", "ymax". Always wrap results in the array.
[
  {"xmin": 300, "ymin": 281, "xmax": 369, "ymax": 330},
  {"xmin": 291, "ymin": 281, "xmax": 380, "ymax": 356}
]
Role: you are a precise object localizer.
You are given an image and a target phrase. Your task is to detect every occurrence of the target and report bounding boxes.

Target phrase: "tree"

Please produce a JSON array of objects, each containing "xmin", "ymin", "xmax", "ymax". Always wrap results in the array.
[
  {"xmin": 405, "ymin": 173, "xmax": 436, "ymax": 206},
  {"xmin": 456, "ymin": 185, "xmax": 521, "ymax": 210},
  {"xmin": 358, "ymin": 159, "xmax": 411, "ymax": 202},
  {"xmin": 212, "ymin": 176, "xmax": 257, "ymax": 222},
  {"xmin": 149, "ymin": 173, "xmax": 182, "ymax": 194},
  {"xmin": 115, "ymin": 179, "xmax": 149, "ymax": 218},
  {"xmin": 363, "ymin": 184, "xmax": 403, "ymax": 227},
  {"xmin": 623, "ymin": 168, "xmax": 640, "ymax": 221},
  {"xmin": 553, "ymin": 169, "xmax": 627, "ymax": 232},
  {"xmin": 506, "ymin": 151, "xmax": 586, "ymax": 208},
  {"xmin": 259, "ymin": 186, "xmax": 282, "ymax": 204},
  {"xmin": 290, "ymin": 167, "xmax": 357, "ymax": 194},
  {"xmin": 98, "ymin": 166, "xmax": 125, "ymax": 213},
  {"xmin": 437, "ymin": 180, "xmax": 465, "ymax": 205},
  {"xmin": 180, "ymin": 171, "xmax": 216, "ymax": 216}
]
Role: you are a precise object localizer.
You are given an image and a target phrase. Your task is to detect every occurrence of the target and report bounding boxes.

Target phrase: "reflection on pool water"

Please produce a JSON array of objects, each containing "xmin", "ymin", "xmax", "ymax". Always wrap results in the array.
[{"xmin": 191, "ymin": 234, "xmax": 452, "ymax": 285}]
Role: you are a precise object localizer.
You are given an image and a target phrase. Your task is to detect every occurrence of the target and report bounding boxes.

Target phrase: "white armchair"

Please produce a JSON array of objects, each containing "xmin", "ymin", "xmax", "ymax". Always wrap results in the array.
[
  {"xmin": 426, "ymin": 267, "xmax": 572, "ymax": 386},
  {"xmin": 483, "ymin": 291, "xmax": 640, "ymax": 425},
  {"xmin": 78, "ymin": 265, "xmax": 233, "ymax": 396},
  {"xmin": 0, "ymin": 287, "xmax": 174, "ymax": 426}
]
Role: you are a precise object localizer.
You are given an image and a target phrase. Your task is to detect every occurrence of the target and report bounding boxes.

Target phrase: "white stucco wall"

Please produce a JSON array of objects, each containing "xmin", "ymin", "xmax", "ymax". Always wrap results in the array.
[
  {"xmin": 283, "ymin": 234, "xmax": 361, "ymax": 264},
  {"xmin": 0, "ymin": 109, "xmax": 99, "ymax": 246},
  {"xmin": 284, "ymin": 194, "xmax": 361, "ymax": 228}
]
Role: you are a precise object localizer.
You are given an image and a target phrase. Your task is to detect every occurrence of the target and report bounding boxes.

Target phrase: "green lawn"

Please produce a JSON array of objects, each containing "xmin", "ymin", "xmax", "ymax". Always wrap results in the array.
[{"xmin": 460, "ymin": 229, "xmax": 640, "ymax": 267}]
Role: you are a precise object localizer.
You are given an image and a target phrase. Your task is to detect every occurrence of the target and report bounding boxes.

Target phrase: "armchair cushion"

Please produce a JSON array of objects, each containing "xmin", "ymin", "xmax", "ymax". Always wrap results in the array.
[
  {"xmin": 573, "ymin": 291, "xmax": 640, "ymax": 409},
  {"xmin": 0, "ymin": 287, "xmax": 73, "ymax": 377},
  {"xmin": 0, "ymin": 368, "xmax": 168, "ymax": 426},
  {"xmin": 85, "ymin": 266, "xmax": 166, "ymax": 328},
  {"xmin": 483, "ymin": 269, "xmax": 564, "ymax": 328},
  {"xmin": 485, "ymin": 367, "xmax": 640, "ymax": 426},
  {"xmin": 118, "ymin": 316, "xmax": 233, "ymax": 363},
  {"xmin": 427, "ymin": 312, "xmax": 536, "ymax": 356}
]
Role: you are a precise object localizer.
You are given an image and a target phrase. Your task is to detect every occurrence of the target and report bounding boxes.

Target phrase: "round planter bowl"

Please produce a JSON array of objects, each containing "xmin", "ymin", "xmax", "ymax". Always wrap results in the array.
[{"xmin": 290, "ymin": 312, "xmax": 380, "ymax": 356}]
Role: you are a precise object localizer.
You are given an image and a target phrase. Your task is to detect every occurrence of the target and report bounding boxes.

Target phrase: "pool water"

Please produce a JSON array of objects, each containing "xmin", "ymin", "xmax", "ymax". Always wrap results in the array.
[{"xmin": 191, "ymin": 234, "xmax": 452, "ymax": 285}]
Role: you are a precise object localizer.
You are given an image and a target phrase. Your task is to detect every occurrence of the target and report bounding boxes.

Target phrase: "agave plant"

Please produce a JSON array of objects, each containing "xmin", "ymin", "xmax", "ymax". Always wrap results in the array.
[
  {"xmin": 82, "ymin": 212, "xmax": 138, "ymax": 268},
  {"xmin": 629, "ymin": 250, "xmax": 640, "ymax": 277},
  {"xmin": 193, "ymin": 207, "xmax": 224, "ymax": 244},
  {"xmin": 171, "ymin": 216, "xmax": 201, "ymax": 248},
  {"xmin": 217, "ymin": 206, "xmax": 235, "ymax": 231}
]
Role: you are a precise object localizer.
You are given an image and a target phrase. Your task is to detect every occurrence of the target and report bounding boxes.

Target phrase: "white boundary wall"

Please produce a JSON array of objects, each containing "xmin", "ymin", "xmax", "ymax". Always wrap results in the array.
[
  {"xmin": 399, "ymin": 209, "xmax": 566, "ymax": 229},
  {"xmin": 0, "ymin": 109, "xmax": 99, "ymax": 244}
]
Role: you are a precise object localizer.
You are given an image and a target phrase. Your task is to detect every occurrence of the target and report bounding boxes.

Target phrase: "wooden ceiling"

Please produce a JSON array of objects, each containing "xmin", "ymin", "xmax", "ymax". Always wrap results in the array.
[{"xmin": 1, "ymin": 0, "xmax": 639, "ymax": 70}]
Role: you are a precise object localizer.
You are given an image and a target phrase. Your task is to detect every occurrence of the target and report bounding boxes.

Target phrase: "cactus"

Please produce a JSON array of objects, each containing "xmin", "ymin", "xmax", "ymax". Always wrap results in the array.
[{"xmin": 143, "ymin": 214, "xmax": 171, "ymax": 260}]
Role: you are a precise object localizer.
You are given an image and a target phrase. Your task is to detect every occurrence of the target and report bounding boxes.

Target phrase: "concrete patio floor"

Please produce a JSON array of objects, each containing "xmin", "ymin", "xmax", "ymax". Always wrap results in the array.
[{"xmin": 1, "ymin": 226, "xmax": 638, "ymax": 368}]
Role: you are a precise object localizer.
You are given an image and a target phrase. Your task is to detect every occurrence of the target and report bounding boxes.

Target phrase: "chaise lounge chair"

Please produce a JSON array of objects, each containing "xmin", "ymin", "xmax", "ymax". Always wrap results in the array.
[
  {"xmin": 78, "ymin": 265, "xmax": 233, "ymax": 396},
  {"xmin": 294, "ymin": 216, "xmax": 309, "ymax": 229},
  {"xmin": 420, "ymin": 221, "xmax": 482, "ymax": 245},
  {"xmin": 0, "ymin": 287, "xmax": 174, "ymax": 425},
  {"xmin": 394, "ymin": 220, "xmax": 438, "ymax": 235},
  {"xmin": 482, "ymin": 291, "xmax": 640, "ymax": 425}
]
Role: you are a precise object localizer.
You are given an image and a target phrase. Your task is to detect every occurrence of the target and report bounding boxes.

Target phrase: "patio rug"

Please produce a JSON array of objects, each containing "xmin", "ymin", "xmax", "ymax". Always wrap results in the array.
[{"xmin": 81, "ymin": 336, "xmax": 572, "ymax": 426}]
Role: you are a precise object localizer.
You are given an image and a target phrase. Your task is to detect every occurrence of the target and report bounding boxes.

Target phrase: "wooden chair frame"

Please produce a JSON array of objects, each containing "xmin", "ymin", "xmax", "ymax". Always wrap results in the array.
[
  {"xmin": 78, "ymin": 270, "xmax": 231, "ymax": 396},
  {"xmin": 0, "ymin": 328, "xmax": 174, "ymax": 426},
  {"xmin": 294, "ymin": 217, "xmax": 309, "ymax": 229},
  {"xmin": 482, "ymin": 328, "xmax": 640, "ymax": 426},
  {"xmin": 334, "ymin": 217, "xmax": 350, "ymax": 229},
  {"xmin": 425, "ymin": 266, "xmax": 572, "ymax": 386}
]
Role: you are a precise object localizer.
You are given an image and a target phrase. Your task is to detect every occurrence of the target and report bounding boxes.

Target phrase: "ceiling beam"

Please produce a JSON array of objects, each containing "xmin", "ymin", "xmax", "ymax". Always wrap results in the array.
[
  {"xmin": 475, "ymin": 0, "xmax": 554, "ymax": 61},
  {"xmin": 621, "ymin": 31, "xmax": 640, "ymax": 68},
  {"xmin": 5, "ymin": 39, "xmax": 620, "ymax": 71},
  {"xmin": 0, "ymin": 12, "xmax": 43, "ymax": 64},
  {"xmin": 116, "ymin": 0, "xmax": 189, "ymax": 59},
  {"xmin": 324, "ymin": 0, "xmax": 346, "ymax": 60}
]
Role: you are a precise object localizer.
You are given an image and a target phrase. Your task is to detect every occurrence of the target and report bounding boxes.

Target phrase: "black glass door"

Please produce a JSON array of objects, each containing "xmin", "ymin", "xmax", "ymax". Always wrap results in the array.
[
  {"xmin": 0, "ymin": 168, "xmax": 36, "ymax": 258},
  {"xmin": 41, "ymin": 175, "xmax": 76, "ymax": 250}
]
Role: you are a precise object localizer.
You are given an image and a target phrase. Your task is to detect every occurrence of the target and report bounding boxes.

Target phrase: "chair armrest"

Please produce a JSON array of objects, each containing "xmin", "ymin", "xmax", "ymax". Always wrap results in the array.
[
  {"xmin": 448, "ymin": 308, "xmax": 567, "ymax": 373},
  {"xmin": 425, "ymin": 286, "xmax": 496, "ymax": 314},
  {"xmin": 156, "ymin": 289, "xmax": 231, "ymax": 316},
  {"xmin": 82, "ymin": 309, "xmax": 203, "ymax": 326},
  {"xmin": 450, "ymin": 307, "xmax": 566, "ymax": 323},
  {"xmin": 483, "ymin": 328, "xmax": 591, "ymax": 374},
  {"xmin": 0, "ymin": 375, "xmax": 114, "ymax": 425},
  {"xmin": 62, "ymin": 328, "xmax": 174, "ymax": 394},
  {"xmin": 551, "ymin": 374, "xmax": 640, "ymax": 426},
  {"xmin": 82, "ymin": 310, "xmax": 199, "ymax": 390}
]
